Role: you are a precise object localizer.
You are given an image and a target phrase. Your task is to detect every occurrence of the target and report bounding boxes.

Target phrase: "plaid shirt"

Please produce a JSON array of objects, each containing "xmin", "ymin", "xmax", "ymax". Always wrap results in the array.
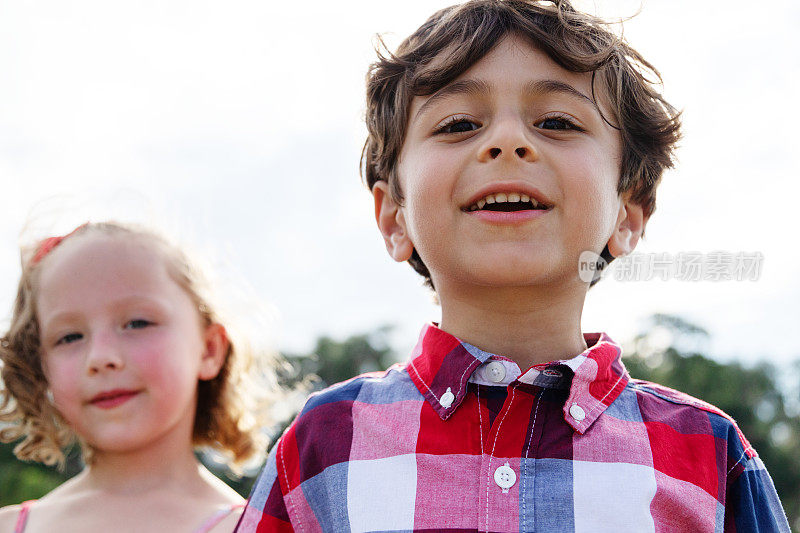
[{"xmin": 237, "ymin": 324, "xmax": 790, "ymax": 532}]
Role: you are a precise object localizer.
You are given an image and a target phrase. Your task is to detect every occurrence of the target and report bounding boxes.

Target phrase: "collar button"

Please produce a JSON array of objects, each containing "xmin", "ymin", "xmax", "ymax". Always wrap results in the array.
[
  {"xmin": 569, "ymin": 403, "xmax": 586, "ymax": 422},
  {"xmin": 439, "ymin": 387, "xmax": 455, "ymax": 408},
  {"xmin": 484, "ymin": 361, "xmax": 507, "ymax": 383}
]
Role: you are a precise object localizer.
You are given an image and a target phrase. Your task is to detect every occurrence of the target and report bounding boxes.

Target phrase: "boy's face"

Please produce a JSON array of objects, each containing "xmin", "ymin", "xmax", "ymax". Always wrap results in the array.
[{"xmin": 374, "ymin": 34, "xmax": 644, "ymax": 291}]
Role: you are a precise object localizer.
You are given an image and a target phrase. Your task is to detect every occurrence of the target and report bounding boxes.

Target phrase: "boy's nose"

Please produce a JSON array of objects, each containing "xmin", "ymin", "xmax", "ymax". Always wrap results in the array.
[
  {"xmin": 478, "ymin": 119, "xmax": 538, "ymax": 163},
  {"xmin": 487, "ymin": 147, "xmax": 535, "ymax": 159}
]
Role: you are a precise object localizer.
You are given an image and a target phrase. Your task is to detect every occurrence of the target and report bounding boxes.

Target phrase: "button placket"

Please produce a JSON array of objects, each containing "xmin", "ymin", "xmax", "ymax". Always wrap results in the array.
[
  {"xmin": 520, "ymin": 391, "xmax": 545, "ymax": 530},
  {"xmin": 479, "ymin": 385, "xmax": 523, "ymax": 532}
]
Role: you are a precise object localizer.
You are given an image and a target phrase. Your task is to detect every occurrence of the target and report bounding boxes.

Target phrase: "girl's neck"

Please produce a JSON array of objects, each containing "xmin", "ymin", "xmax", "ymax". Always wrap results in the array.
[{"xmin": 83, "ymin": 431, "xmax": 203, "ymax": 496}]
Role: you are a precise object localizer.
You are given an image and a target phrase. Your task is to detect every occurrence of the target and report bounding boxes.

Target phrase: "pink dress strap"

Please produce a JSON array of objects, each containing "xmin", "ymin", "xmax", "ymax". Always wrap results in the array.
[
  {"xmin": 14, "ymin": 500, "xmax": 36, "ymax": 533},
  {"xmin": 193, "ymin": 503, "xmax": 244, "ymax": 533}
]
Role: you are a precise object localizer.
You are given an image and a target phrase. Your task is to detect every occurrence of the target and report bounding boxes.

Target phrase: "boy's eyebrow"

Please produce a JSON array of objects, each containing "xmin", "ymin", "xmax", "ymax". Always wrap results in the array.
[
  {"xmin": 524, "ymin": 79, "xmax": 596, "ymax": 107},
  {"xmin": 413, "ymin": 78, "xmax": 598, "ymax": 122},
  {"xmin": 414, "ymin": 79, "xmax": 491, "ymax": 121}
]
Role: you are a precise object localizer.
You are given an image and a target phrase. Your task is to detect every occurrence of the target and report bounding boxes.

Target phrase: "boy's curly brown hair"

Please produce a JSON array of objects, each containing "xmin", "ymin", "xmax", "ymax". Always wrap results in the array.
[
  {"xmin": 0, "ymin": 222, "xmax": 277, "ymax": 470},
  {"xmin": 361, "ymin": 0, "xmax": 681, "ymax": 289}
]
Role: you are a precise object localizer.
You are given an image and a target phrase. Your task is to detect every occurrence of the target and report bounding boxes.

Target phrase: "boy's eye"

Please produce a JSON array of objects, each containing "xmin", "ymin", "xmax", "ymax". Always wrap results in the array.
[
  {"xmin": 535, "ymin": 115, "xmax": 582, "ymax": 131},
  {"xmin": 56, "ymin": 332, "xmax": 83, "ymax": 345},
  {"xmin": 125, "ymin": 319, "xmax": 152, "ymax": 330},
  {"xmin": 435, "ymin": 116, "xmax": 481, "ymax": 134}
]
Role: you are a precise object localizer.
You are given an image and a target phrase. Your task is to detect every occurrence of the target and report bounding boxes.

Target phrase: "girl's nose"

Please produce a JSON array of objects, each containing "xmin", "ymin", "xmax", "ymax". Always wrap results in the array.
[{"xmin": 85, "ymin": 335, "xmax": 125, "ymax": 375}]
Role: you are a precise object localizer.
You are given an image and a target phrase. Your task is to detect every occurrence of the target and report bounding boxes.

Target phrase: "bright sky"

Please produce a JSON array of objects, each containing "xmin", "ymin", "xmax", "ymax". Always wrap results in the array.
[{"xmin": 1, "ymin": 0, "xmax": 798, "ymax": 367}]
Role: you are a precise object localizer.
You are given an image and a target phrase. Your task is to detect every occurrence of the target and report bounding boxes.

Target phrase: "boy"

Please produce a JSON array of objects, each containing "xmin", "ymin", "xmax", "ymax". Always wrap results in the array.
[{"xmin": 237, "ymin": 1, "xmax": 790, "ymax": 531}]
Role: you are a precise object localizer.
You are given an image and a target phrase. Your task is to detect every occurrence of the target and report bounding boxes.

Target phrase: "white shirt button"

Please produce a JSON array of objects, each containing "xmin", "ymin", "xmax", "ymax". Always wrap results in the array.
[
  {"xmin": 439, "ymin": 387, "xmax": 455, "ymax": 408},
  {"xmin": 494, "ymin": 462, "xmax": 516, "ymax": 493},
  {"xmin": 569, "ymin": 403, "xmax": 586, "ymax": 421},
  {"xmin": 483, "ymin": 361, "xmax": 506, "ymax": 383}
]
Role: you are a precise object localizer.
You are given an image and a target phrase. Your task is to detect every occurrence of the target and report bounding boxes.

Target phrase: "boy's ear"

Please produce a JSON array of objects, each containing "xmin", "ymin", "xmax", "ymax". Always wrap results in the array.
[
  {"xmin": 198, "ymin": 322, "xmax": 229, "ymax": 381},
  {"xmin": 373, "ymin": 181, "xmax": 415, "ymax": 263},
  {"xmin": 606, "ymin": 191, "xmax": 646, "ymax": 258}
]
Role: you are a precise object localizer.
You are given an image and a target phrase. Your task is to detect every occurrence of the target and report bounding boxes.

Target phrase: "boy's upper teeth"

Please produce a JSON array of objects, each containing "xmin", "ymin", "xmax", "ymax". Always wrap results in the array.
[{"xmin": 468, "ymin": 192, "xmax": 541, "ymax": 210}]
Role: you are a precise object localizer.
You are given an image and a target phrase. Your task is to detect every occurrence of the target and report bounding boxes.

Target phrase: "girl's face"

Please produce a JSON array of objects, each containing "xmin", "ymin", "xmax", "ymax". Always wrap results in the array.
[{"xmin": 35, "ymin": 233, "xmax": 226, "ymax": 456}]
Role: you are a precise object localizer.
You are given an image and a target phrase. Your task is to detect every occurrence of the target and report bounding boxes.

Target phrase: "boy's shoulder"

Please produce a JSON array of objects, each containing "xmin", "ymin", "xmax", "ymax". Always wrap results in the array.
[
  {"xmin": 268, "ymin": 364, "xmax": 423, "ymax": 490},
  {"xmin": 627, "ymin": 378, "xmax": 756, "ymax": 461},
  {"xmin": 295, "ymin": 361, "xmax": 756, "ymax": 452},
  {"xmin": 288, "ymin": 358, "xmax": 759, "ymax": 471},
  {"xmin": 298, "ymin": 362, "xmax": 421, "ymax": 418}
]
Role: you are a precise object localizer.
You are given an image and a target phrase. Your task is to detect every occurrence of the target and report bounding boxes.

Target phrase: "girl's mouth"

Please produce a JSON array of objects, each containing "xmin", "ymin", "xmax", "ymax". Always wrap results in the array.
[{"xmin": 89, "ymin": 389, "xmax": 141, "ymax": 409}]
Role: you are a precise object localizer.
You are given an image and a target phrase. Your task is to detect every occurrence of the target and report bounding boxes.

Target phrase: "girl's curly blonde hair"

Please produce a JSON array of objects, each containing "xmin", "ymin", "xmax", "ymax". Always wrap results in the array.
[{"xmin": 0, "ymin": 222, "xmax": 276, "ymax": 470}]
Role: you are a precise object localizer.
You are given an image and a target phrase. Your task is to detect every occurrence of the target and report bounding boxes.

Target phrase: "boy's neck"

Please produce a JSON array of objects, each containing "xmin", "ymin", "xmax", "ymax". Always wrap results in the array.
[{"xmin": 438, "ymin": 282, "xmax": 589, "ymax": 371}]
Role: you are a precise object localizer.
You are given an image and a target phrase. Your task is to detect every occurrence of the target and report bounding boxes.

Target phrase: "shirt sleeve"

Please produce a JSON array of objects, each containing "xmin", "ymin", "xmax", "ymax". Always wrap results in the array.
[
  {"xmin": 725, "ymin": 454, "xmax": 791, "ymax": 533},
  {"xmin": 234, "ymin": 437, "xmax": 294, "ymax": 533}
]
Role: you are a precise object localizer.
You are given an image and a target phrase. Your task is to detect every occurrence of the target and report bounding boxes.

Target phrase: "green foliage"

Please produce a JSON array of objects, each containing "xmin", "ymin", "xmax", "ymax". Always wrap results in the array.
[
  {"xmin": 625, "ymin": 314, "xmax": 800, "ymax": 529},
  {"xmin": 281, "ymin": 326, "xmax": 397, "ymax": 391},
  {"xmin": 0, "ymin": 442, "xmax": 78, "ymax": 506}
]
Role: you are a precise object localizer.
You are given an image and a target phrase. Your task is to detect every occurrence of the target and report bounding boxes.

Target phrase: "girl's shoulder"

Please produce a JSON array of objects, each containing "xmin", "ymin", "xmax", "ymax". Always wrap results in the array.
[
  {"xmin": 0, "ymin": 500, "xmax": 34, "ymax": 532},
  {"xmin": 0, "ymin": 497, "xmax": 245, "ymax": 533},
  {"xmin": 194, "ymin": 503, "xmax": 244, "ymax": 533},
  {"xmin": 193, "ymin": 471, "xmax": 245, "ymax": 532},
  {"xmin": 0, "ymin": 475, "xmax": 89, "ymax": 531}
]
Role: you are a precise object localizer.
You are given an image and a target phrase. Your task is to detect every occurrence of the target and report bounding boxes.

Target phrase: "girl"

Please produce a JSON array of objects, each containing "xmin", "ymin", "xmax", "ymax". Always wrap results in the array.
[{"xmin": 0, "ymin": 222, "xmax": 274, "ymax": 532}]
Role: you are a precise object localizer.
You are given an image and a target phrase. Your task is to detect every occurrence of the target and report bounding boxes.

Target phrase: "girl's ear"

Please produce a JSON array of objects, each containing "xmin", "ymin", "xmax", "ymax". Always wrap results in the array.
[
  {"xmin": 607, "ymin": 191, "xmax": 646, "ymax": 258},
  {"xmin": 198, "ymin": 322, "xmax": 229, "ymax": 381},
  {"xmin": 373, "ymin": 181, "xmax": 415, "ymax": 263}
]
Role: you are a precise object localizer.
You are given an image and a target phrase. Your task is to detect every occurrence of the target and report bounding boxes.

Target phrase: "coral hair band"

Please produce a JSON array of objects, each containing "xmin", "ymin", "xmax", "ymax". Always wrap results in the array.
[{"xmin": 30, "ymin": 223, "xmax": 89, "ymax": 266}]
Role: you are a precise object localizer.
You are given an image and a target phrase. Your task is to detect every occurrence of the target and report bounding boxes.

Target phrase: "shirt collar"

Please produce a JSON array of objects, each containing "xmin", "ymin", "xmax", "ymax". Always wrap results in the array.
[{"xmin": 406, "ymin": 323, "xmax": 629, "ymax": 433}]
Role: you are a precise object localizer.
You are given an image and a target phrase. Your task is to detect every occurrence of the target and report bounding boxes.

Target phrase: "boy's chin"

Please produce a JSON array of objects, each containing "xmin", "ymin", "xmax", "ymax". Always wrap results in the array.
[{"xmin": 442, "ymin": 258, "xmax": 576, "ymax": 290}]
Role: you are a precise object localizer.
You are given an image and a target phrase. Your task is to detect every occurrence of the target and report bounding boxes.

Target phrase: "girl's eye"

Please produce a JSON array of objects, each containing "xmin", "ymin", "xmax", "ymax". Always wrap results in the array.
[
  {"xmin": 56, "ymin": 332, "xmax": 83, "ymax": 345},
  {"xmin": 535, "ymin": 115, "xmax": 582, "ymax": 131},
  {"xmin": 435, "ymin": 116, "xmax": 481, "ymax": 134},
  {"xmin": 125, "ymin": 319, "xmax": 152, "ymax": 330}
]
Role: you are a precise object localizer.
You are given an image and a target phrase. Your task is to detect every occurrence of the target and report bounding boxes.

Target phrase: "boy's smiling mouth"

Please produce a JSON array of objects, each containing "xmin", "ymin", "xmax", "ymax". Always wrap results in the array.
[
  {"xmin": 464, "ymin": 192, "xmax": 551, "ymax": 212},
  {"xmin": 462, "ymin": 184, "xmax": 554, "ymax": 214}
]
